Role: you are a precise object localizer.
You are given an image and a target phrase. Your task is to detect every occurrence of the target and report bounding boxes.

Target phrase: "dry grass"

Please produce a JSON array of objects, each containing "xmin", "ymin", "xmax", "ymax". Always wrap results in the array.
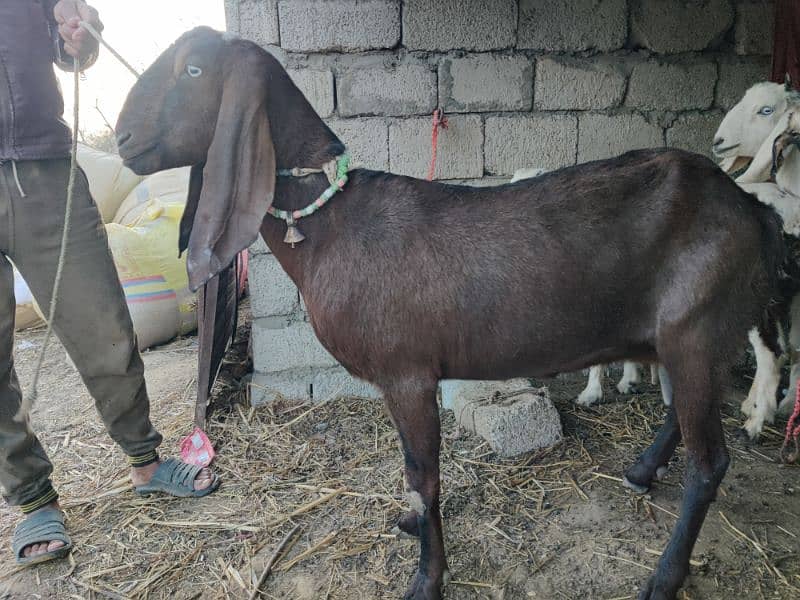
[{"xmin": 0, "ymin": 334, "xmax": 797, "ymax": 599}]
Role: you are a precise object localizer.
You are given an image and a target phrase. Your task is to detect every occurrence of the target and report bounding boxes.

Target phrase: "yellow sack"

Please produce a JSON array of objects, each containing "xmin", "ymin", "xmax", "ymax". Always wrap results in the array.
[
  {"xmin": 114, "ymin": 167, "xmax": 190, "ymax": 225},
  {"xmin": 76, "ymin": 143, "xmax": 145, "ymax": 223},
  {"xmin": 106, "ymin": 199, "xmax": 197, "ymax": 350}
]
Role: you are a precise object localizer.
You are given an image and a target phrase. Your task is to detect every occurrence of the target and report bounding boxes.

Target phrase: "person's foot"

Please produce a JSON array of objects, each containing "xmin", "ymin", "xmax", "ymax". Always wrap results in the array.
[
  {"xmin": 131, "ymin": 460, "xmax": 215, "ymax": 491},
  {"xmin": 20, "ymin": 502, "xmax": 65, "ymax": 559}
]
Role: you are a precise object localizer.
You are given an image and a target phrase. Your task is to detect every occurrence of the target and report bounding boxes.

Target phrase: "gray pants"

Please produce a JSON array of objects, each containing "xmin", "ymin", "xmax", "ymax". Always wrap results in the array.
[{"xmin": 0, "ymin": 158, "xmax": 162, "ymax": 512}]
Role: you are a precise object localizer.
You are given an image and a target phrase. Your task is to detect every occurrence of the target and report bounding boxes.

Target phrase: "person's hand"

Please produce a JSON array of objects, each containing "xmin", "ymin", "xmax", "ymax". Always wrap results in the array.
[{"xmin": 53, "ymin": 0, "xmax": 102, "ymax": 61}]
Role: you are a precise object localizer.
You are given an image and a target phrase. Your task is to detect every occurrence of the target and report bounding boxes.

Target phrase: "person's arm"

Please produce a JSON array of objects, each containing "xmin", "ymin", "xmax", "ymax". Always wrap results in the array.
[{"xmin": 48, "ymin": 0, "xmax": 103, "ymax": 71}]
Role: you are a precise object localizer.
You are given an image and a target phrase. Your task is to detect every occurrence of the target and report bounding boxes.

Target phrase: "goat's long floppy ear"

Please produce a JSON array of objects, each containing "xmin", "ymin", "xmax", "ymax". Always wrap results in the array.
[
  {"xmin": 737, "ymin": 111, "xmax": 792, "ymax": 184},
  {"xmin": 185, "ymin": 54, "xmax": 275, "ymax": 291}
]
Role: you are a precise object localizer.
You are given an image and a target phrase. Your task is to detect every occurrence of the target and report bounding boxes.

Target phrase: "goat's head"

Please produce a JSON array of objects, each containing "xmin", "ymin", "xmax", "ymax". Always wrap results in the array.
[
  {"xmin": 115, "ymin": 27, "xmax": 276, "ymax": 291},
  {"xmin": 713, "ymin": 78, "xmax": 798, "ymax": 174}
]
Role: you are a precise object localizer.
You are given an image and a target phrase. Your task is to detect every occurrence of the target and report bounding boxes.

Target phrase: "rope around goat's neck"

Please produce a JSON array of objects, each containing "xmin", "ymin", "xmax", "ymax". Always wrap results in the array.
[{"xmin": 15, "ymin": 24, "xmax": 138, "ymax": 423}]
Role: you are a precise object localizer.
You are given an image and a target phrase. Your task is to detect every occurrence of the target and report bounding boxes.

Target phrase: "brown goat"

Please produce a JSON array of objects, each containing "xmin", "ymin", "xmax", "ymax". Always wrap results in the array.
[{"xmin": 115, "ymin": 28, "xmax": 786, "ymax": 600}]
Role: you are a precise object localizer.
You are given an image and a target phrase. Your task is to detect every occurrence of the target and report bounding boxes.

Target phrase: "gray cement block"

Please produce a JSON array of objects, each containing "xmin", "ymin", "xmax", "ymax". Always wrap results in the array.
[
  {"xmin": 666, "ymin": 112, "xmax": 724, "ymax": 158},
  {"xmin": 716, "ymin": 56, "xmax": 772, "ymax": 110},
  {"xmin": 448, "ymin": 379, "xmax": 563, "ymax": 458},
  {"xmin": 534, "ymin": 57, "xmax": 626, "ymax": 111},
  {"xmin": 518, "ymin": 0, "xmax": 627, "ymax": 52},
  {"xmin": 337, "ymin": 62, "xmax": 436, "ymax": 117},
  {"xmin": 631, "ymin": 0, "xmax": 734, "ymax": 53},
  {"xmin": 403, "ymin": 0, "xmax": 517, "ymax": 51},
  {"xmin": 252, "ymin": 320, "xmax": 338, "ymax": 373},
  {"xmin": 249, "ymin": 367, "xmax": 381, "ymax": 404},
  {"xmin": 578, "ymin": 113, "xmax": 664, "ymax": 163},
  {"xmin": 249, "ymin": 234, "xmax": 270, "ymax": 256},
  {"xmin": 236, "ymin": 0, "xmax": 280, "ymax": 46},
  {"xmin": 442, "ymin": 177, "xmax": 510, "ymax": 188},
  {"xmin": 327, "ymin": 118, "xmax": 389, "ymax": 171},
  {"xmin": 389, "ymin": 115, "xmax": 483, "ymax": 179},
  {"xmin": 248, "ymin": 254, "xmax": 299, "ymax": 318},
  {"xmin": 278, "ymin": 0, "xmax": 400, "ymax": 52},
  {"xmin": 735, "ymin": 1, "xmax": 775, "ymax": 56},
  {"xmin": 249, "ymin": 370, "xmax": 309, "ymax": 403},
  {"xmin": 224, "ymin": 0, "xmax": 238, "ymax": 32},
  {"xmin": 627, "ymin": 60, "xmax": 717, "ymax": 111},
  {"xmin": 311, "ymin": 368, "xmax": 381, "ymax": 401},
  {"xmin": 287, "ymin": 69, "xmax": 335, "ymax": 119},
  {"xmin": 439, "ymin": 54, "xmax": 533, "ymax": 113},
  {"xmin": 485, "ymin": 114, "xmax": 577, "ymax": 175}
]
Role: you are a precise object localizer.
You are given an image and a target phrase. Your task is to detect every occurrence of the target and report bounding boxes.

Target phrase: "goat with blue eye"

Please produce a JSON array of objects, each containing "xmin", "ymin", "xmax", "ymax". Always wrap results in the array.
[{"xmin": 116, "ymin": 27, "xmax": 793, "ymax": 600}]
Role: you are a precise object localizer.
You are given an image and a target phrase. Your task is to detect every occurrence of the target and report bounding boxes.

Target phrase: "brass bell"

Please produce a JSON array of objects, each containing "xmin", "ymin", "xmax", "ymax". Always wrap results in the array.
[{"xmin": 283, "ymin": 217, "xmax": 305, "ymax": 247}]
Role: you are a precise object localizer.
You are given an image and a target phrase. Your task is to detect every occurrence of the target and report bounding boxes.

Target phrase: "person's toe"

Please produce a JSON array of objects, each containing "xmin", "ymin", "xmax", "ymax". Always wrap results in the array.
[
  {"xmin": 47, "ymin": 540, "xmax": 65, "ymax": 552},
  {"xmin": 194, "ymin": 467, "xmax": 214, "ymax": 490}
]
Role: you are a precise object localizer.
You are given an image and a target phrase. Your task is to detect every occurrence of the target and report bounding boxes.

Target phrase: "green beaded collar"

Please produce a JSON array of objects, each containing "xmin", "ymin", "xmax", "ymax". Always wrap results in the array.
[{"xmin": 267, "ymin": 153, "xmax": 350, "ymax": 247}]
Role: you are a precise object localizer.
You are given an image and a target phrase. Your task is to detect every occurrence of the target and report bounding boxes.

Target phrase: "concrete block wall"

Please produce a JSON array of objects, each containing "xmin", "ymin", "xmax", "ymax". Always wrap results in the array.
[{"xmin": 226, "ymin": 0, "xmax": 775, "ymax": 403}]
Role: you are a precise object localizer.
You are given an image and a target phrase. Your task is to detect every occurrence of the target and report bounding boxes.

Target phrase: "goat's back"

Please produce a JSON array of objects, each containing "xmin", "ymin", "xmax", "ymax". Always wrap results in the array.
[{"xmin": 286, "ymin": 149, "xmax": 782, "ymax": 386}]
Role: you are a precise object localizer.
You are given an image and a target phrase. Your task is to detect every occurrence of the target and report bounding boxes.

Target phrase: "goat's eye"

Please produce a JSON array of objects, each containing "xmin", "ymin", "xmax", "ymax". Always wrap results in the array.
[
  {"xmin": 758, "ymin": 106, "xmax": 774, "ymax": 116},
  {"xmin": 186, "ymin": 65, "xmax": 203, "ymax": 78}
]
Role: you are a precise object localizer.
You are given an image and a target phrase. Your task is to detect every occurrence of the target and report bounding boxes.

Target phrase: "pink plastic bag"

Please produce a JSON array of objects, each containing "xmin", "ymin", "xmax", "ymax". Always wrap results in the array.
[{"xmin": 180, "ymin": 427, "xmax": 215, "ymax": 467}]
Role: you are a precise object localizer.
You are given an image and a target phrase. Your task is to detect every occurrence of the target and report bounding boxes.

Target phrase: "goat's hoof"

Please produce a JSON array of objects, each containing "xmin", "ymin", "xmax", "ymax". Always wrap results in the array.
[
  {"xmin": 395, "ymin": 511, "xmax": 420, "ymax": 537},
  {"xmin": 622, "ymin": 476, "xmax": 650, "ymax": 495},
  {"xmin": 637, "ymin": 570, "xmax": 685, "ymax": 600},
  {"xmin": 617, "ymin": 382, "xmax": 640, "ymax": 395},
  {"xmin": 576, "ymin": 391, "xmax": 602, "ymax": 406},
  {"xmin": 655, "ymin": 465, "xmax": 669, "ymax": 481},
  {"xmin": 736, "ymin": 424, "xmax": 760, "ymax": 443},
  {"xmin": 404, "ymin": 570, "xmax": 443, "ymax": 600}
]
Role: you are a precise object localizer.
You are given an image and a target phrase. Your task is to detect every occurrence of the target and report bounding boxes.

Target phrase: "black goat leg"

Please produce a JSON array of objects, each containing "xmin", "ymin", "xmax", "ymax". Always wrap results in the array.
[
  {"xmin": 384, "ymin": 378, "xmax": 447, "ymax": 600},
  {"xmin": 639, "ymin": 349, "xmax": 729, "ymax": 600}
]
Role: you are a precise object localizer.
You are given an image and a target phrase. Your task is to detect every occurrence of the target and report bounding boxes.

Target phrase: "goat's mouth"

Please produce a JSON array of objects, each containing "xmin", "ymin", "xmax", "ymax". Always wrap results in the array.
[
  {"xmin": 712, "ymin": 143, "xmax": 740, "ymax": 157},
  {"xmin": 119, "ymin": 143, "xmax": 161, "ymax": 174}
]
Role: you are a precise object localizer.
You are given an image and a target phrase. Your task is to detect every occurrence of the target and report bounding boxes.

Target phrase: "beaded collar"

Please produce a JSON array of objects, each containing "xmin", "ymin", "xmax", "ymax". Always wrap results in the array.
[{"xmin": 267, "ymin": 153, "xmax": 350, "ymax": 247}]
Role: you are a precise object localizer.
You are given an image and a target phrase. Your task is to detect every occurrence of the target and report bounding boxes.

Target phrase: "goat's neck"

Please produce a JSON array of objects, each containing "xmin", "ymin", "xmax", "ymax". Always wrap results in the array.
[
  {"xmin": 266, "ymin": 67, "xmax": 344, "ymax": 171},
  {"xmin": 258, "ymin": 174, "xmax": 336, "ymax": 289}
]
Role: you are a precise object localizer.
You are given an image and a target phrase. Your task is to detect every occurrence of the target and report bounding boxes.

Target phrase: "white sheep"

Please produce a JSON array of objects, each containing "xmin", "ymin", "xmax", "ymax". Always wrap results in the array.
[
  {"xmin": 510, "ymin": 167, "xmax": 663, "ymax": 406},
  {"xmin": 714, "ymin": 79, "xmax": 800, "ymax": 438}
]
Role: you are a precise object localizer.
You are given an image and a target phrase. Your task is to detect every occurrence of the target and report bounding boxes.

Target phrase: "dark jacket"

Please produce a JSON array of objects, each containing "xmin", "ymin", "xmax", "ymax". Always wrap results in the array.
[{"xmin": 0, "ymin": 0, "xmax": 96, "ymax": 160}]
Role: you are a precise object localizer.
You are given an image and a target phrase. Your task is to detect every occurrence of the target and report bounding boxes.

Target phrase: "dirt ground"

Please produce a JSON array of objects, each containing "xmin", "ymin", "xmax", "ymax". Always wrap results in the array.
[{"xmin": 0, "ymin": 305, "xmax": 797, "ymax": 600}]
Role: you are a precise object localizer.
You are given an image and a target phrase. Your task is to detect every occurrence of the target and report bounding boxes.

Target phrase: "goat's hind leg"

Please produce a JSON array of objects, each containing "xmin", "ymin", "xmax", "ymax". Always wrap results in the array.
[
  {"xmin": 638, "ymin": 348, "xmax": 729, "ymax": 600},
  {"xmin": 384, "ymin": 378, "xmax": 447, "ymax": 600}
]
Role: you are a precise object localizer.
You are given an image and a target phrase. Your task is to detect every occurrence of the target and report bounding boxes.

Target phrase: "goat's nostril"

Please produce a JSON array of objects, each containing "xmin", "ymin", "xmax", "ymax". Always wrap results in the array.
[
  {"xmin": 116, "ymin": 132, "xmax": 132, "ymax": 148},
  {"xmin": 713, "ymin": 137, "xmax": 724, "ymax": 147}
]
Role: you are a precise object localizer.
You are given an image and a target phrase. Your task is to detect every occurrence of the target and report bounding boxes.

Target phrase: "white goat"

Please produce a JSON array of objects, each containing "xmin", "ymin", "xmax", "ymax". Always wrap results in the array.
[
  {"xmin": 714, "ymin": 80, "xmax": 800, "ymax": 438},
  {"xmin": 510, "ymin": 167, "xmax": 662, "ymax": 406}
]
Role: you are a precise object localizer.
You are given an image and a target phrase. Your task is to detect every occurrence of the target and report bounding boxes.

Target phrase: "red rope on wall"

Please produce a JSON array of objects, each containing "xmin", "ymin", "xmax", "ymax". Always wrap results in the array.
[{"xmin": 427, "ymin": 108, "xmax": 448, "ymax": 181}]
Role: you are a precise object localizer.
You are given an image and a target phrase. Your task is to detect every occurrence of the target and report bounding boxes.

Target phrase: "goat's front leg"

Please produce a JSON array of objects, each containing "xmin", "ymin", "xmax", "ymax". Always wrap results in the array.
[
  {"xmin": 624, "ymin": 404, "xmax": 681, "ymax": 494},
  {"xmin": 385, "ymin": 379, "xmax": 447, "ymax": 600},
  {"xmin": 576, "ymin": 364, "xmax": 605, "ymax": 406},
  {"xmin": 617, "ymin": 361, "xmax": 641, "ymax": 394},
  {"xmin": 741, "ymin": 327, "xmax": 781, "ymax": 439}
]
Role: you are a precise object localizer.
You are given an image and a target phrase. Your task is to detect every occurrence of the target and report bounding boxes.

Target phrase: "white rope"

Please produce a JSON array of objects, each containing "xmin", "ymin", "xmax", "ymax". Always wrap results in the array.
[
  {"xmin": 15, "ymin": 23, "xmax": 138, "ymax": 422},
  {"xmin": 78, "ymin": 20, "xmax": 140, "ymax": 78}
]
